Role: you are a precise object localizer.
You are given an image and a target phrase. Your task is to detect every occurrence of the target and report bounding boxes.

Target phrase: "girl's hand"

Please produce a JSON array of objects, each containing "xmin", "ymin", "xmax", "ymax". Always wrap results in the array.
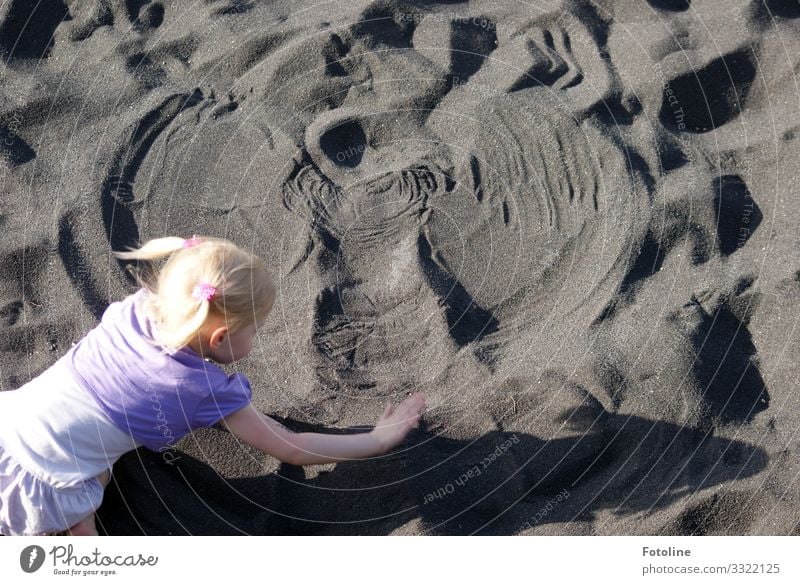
[{"xmin": 371, "ymin": 392, "xmax": 427, "ymax": 454}]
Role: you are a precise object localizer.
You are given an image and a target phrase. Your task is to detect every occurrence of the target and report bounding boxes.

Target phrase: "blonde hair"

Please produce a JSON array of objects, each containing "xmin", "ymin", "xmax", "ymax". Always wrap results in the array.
[{"xmin": 112, "ymin": 235, "xmax": 276, "ymax": 356}]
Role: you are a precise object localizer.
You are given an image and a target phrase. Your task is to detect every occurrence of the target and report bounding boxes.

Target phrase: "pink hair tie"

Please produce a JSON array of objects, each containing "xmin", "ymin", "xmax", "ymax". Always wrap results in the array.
[
  {"xmin": 183, "ymin": 235, "xmax": 202, "ymax": 249},
  {"xmin": 192, "ymin": 282, "xmax": 217, "ymax": 302}
]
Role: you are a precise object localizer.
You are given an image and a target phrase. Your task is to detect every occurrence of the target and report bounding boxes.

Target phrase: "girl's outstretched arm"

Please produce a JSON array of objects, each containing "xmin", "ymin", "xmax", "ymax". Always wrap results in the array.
[{"xmin": 219, "ymin": 392, "xmax": 426, "ymax": 466}]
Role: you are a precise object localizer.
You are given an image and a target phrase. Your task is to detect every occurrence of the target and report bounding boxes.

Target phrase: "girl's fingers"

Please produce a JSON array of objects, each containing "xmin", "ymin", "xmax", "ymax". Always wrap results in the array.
[{"xmin": 382, "ymin": 393, "xmax": 425, "ymax": 428}]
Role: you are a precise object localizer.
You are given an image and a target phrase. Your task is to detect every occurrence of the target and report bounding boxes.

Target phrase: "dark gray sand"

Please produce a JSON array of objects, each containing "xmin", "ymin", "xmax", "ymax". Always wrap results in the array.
[{"xmin": 1, "ymin": 0, "xmax": 799, "ymax": 535}]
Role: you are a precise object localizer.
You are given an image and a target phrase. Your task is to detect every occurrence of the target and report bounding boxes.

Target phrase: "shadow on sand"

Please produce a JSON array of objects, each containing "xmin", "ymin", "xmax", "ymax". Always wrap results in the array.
[{"xmin": 98, "ymin": 410, "xmax": 768, "ymax": 535}]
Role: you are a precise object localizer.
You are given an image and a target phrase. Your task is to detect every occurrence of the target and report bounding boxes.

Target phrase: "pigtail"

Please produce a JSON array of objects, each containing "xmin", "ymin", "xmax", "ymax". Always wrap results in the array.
[
  {"xmin": 150, "ymin": 296, "xmax": 214, "ymax": 356},
  {"xmin": 113, "ymin": 237, "xmax": 187, "ymax": 295},
  {"xmin": 112, "ymin": 237, "xmax": 186, "ymax": 261}
]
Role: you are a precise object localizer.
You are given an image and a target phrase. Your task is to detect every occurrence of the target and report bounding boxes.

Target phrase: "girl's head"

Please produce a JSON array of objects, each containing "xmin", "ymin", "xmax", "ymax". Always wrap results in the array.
[{"xmin": 112, "ymin": 235, "xmax": 276, "ymax": 362}]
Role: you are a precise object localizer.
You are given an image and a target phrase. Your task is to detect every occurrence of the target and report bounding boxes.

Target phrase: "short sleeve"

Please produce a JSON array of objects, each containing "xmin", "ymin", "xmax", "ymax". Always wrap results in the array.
[{"xmin": 191, "ymin": 372, "xmax": 253, "ymax": 428}]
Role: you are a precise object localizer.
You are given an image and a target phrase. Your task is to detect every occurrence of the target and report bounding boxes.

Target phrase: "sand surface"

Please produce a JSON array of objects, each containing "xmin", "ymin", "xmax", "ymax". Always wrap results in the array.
[{"xmin": 1, "ymin": 0, "xmax": 800, "ymax": 535}]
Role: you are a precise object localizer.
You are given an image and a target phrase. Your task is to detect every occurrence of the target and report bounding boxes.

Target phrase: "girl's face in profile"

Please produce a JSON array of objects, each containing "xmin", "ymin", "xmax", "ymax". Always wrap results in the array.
[
  {"xmin": 203, "ymin": 315, "xmax": 267, "ymax": 364},
  {"xmin": 213, "ymin": 322, "xmax": 258, "ymax": 364}
]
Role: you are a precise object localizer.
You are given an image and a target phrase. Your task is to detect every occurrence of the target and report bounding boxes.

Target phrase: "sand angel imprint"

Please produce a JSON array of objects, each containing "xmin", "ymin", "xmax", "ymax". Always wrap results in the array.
[
  {"xmin": 272, "ymin": 15, "xmax": 649, "ymax": 398},
  {"xmin": 223, "ymin": 8, "xmax": 766, "ymax": 438}
]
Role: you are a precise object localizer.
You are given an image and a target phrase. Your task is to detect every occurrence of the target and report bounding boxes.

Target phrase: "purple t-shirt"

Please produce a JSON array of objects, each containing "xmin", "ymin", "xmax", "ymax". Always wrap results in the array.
[{"xmin": 54, "ymin": 288, "xmax": 252, "ymax": 451}]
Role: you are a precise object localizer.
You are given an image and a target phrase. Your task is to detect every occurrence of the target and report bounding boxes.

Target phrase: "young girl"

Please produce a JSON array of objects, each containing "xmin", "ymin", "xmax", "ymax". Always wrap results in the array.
[{"xmin": 0, "ymin": 235, "xmax": 426, "ymax": 536}]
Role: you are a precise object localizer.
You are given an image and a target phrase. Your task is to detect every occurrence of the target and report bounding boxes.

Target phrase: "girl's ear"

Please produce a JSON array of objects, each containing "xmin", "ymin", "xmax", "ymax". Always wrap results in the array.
[{"xmin": 208, "ymin": 325, "xmax": 228, "ymax": 348}]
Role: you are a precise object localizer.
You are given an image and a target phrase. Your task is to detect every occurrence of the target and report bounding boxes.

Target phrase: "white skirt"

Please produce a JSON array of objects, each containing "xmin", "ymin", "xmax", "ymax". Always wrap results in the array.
[{"xmin": 0, "ymin": 441, "xmax": 106, "ymax": 535}]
